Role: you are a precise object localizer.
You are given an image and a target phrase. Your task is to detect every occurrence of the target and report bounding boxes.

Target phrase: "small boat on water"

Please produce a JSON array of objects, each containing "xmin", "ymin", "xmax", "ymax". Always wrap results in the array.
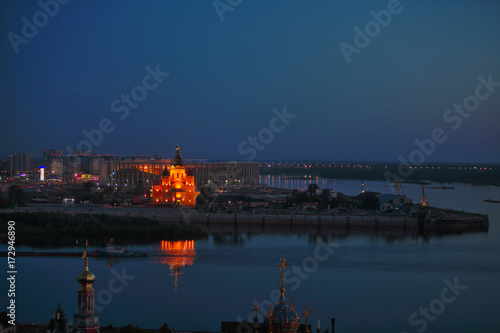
[
  {"xmin": 484, "ymin": 199, "xmax": 500, "ymax": 204},
  {"xmin": 97, "ymin": 239, "xmax": 147, "ymax": 257}
]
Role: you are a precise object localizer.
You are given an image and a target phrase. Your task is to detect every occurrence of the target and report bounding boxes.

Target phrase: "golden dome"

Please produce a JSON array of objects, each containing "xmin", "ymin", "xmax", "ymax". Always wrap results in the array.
[{"xmin": 77, "ymin": 257, "xmax": 95, "ymax": 290}]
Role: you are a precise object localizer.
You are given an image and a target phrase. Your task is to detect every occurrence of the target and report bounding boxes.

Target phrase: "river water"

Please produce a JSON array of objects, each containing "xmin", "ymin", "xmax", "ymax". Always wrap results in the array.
[{"xmin": 2, "ymin": 180, "xmax": 500, "ymax": 333}]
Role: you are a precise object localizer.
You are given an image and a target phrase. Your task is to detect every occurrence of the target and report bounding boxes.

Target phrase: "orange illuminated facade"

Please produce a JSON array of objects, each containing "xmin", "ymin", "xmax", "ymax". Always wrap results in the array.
[{"xmin": 152, "ymin": 146, "xmax": 199, "ymax": 206}]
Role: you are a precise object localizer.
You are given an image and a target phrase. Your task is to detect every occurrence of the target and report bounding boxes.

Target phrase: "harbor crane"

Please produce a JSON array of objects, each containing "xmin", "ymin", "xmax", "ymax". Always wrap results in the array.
[{"xmin": 394, "ymin": 180, "xmax": 405, "ymax": 196}]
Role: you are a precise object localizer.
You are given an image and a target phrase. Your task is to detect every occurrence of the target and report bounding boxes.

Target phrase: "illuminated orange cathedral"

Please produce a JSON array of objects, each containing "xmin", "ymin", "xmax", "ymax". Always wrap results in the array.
[{"xmin": 152, "ymin": 146, "xmax": 199, "ymax": 206}]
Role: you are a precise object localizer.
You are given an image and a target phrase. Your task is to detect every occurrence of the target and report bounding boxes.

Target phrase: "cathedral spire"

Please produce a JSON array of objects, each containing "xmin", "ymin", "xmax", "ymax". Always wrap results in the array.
[
  {"xmin": 172, "ymin": 145, "xmax": 183, "ymax": 166},
  {"xmin": 253, "ymin": 299, "xmax": 260, "ymax": 332},
  {"xmin": 83, "ymin": 239, "xmax": 89, "ymax": 271},
  {"xmin": 77, "ymin": 240, "xmax": 95, "ymax": 291},
  {"xmin": 75, "ymin": 240, "xmax": 99, "ymax": 332},
  {"xmin": 303, "ymin": 303, "xmax": 311, "ymax": 333},
  {"xmin": 277, "ymin": 251, "xmax": 288, "ymax": 303},
  {"xmin": 263, "ymin": 252, "xmax": 299, "ymax": 333},
  {"xmin": 265, "ymin": 305, "xmax": 274, "ymax": 333}
]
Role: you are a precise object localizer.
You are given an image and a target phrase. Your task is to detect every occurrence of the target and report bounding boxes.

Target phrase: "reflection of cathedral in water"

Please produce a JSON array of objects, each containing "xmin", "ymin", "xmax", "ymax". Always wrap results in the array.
[{"xmin": 151, "ymin": 240, "xmax": 195, "ymax": 293}]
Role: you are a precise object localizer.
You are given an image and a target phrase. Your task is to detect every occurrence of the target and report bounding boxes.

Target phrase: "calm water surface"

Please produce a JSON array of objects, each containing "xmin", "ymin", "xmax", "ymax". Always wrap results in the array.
[{"xmin": 3, "ymin": 181, "xmax": 500, "ymax": 333}]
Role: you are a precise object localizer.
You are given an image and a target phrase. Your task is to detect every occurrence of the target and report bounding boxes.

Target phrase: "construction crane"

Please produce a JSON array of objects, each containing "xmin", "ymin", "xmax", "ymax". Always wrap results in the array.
[
  {"xmin": 394, "ymin": 180, "xmax": 405, "ymax": 196},
  {"xmin": 422, "ymin": 184, "xmax": 429, "ymax": 207}
]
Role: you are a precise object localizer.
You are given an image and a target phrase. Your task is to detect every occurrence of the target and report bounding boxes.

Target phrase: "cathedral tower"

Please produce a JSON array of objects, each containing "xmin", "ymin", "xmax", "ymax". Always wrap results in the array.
[
  {"xmin": 74, "ymin": 241, "xmax": 99, "ymax": 333},
  {"xmin": 152, "ymin": 145, "xmax": 199, "ymax": 206}
]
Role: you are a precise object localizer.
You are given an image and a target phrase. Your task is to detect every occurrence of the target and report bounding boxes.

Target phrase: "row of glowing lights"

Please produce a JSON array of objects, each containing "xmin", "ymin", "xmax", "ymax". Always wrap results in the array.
[
  {"xmin": 98, "ymin": 177, "xmax": 195, "ymax": 190},
  {"xmin": 264, "ymin": 163, "xmax": 494, "ymax": 170},
  {"xmin": 155, "ymin": 197, "xmax": 192, "ymax": 203},
  {"xmin": 155, "ymin": 187, "xmax": 193, "ymax": 192},
  {"xmin": 161, "ymin": 182, "xmax": 194, "ymax": 186},
  {"xmin": 396, "ymin": 166, "xmax": 493, "ymax": 170},
  {"xmin": 267, "ymin": 164, "xmax": 372, "ymax": 168},
  {"xmin": 263, "ymin": 175, "xmax": 317, "ymax": 178}
]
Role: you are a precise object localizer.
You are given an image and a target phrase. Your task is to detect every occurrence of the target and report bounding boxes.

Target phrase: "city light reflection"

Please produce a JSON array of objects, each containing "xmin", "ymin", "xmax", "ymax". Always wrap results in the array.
[{"xmin": 152, "ymin": 240, "xmax": 196, "ymax": 293}]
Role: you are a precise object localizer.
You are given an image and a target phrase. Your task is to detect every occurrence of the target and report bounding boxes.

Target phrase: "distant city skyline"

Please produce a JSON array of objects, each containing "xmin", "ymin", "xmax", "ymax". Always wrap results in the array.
[
  {"xmin": 1, "ymin": 1, "xmax": 500, "ymax": 163},
  {"xmin": 6, "ymin": 147, "xmax": 500, "ymax": 165}
]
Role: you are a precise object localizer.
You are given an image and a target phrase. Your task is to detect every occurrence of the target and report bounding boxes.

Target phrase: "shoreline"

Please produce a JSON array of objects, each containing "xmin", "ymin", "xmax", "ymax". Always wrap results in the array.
[{"xmin": 1, "ymin": 204, "xmax": 489, "ymax": 232}]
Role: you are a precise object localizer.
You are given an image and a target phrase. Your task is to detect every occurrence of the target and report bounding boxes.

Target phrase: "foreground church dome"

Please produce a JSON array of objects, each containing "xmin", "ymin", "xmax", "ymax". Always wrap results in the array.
[
  {"xmin": 269, "ymin": 302, "xmax": 300, "ymax": 333},
  {"xmin": 74, "ymin": 240, "xmax": 99, "ymax": 332},
  {"xmin": 77, "ymin": 263, "xmax": 95, "ymax": 288},
  {"xmin": 264, "ymin": 252, "xmax": 300, "ymax": 333}
]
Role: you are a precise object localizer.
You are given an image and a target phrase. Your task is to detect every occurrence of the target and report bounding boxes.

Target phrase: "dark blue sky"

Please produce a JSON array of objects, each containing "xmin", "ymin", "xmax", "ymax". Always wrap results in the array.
[{"xmin": 1, "ymin": 0, "xmax": 499, "ymax": 162}]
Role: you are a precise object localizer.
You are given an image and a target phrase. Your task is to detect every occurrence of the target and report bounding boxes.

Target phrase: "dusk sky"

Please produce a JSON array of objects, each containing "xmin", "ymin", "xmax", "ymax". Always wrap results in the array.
[{"xmin": 1, "ymin": 0, "xmax": 499, "ymax": 162}]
